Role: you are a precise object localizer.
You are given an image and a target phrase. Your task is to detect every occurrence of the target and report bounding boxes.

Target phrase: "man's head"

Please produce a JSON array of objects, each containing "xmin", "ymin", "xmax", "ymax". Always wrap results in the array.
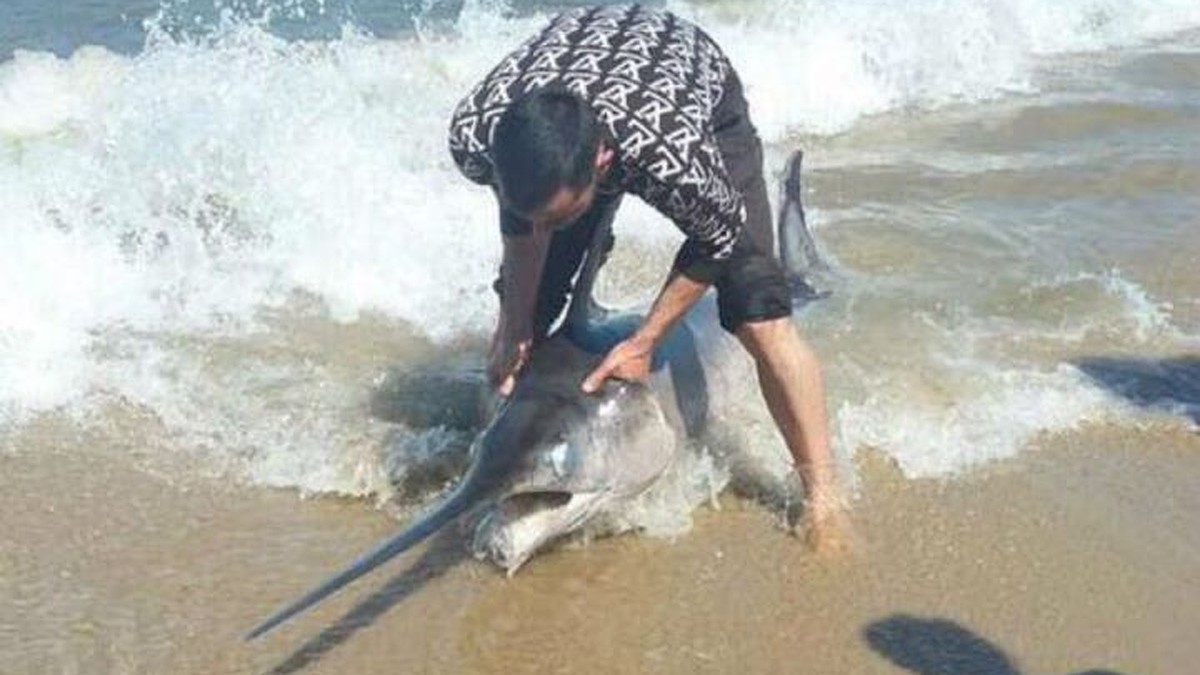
[{"xmin": 493, "ymin": 88, "xmax": 614, "ymax": 230}]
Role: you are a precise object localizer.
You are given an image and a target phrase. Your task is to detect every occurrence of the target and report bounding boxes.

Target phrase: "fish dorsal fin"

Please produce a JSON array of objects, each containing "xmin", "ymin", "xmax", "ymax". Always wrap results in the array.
[{"xmin": 777, "ymin": 150, "xmax": 831, "ymax": 302}]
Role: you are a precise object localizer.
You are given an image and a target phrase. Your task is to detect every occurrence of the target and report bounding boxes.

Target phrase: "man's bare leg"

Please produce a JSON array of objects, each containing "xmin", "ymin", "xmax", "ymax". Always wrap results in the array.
[{"xmin": 736, "ymin": 316, "xmax": 852, "ymax": 553}]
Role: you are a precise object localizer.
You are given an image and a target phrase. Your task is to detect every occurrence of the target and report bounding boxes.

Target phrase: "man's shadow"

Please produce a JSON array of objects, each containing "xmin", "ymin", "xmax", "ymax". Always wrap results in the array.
[
  {"xmin": 864, "ymin": 614, "xmax": 1128, "ymax": 675},
  {"xmin": 1072, "ymin": 355, "xmax": 1200, "ymax": 427}
]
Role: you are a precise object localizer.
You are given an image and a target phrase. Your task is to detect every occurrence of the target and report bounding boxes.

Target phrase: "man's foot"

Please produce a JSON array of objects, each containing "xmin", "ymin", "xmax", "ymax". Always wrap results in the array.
[{"xmin": 800, "ymin": 493, "xmax": 857, "ymax": 556}]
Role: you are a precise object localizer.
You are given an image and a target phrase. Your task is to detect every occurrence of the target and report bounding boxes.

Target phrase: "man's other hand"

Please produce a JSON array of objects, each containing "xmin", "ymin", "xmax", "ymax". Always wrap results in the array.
[
  {"xmin": 488, "ymin": 333, "xmax": 532, "ymax": 396},
  {"xmin": 581, "ymin": 335, "xmax": 653, "ymax": 393}
]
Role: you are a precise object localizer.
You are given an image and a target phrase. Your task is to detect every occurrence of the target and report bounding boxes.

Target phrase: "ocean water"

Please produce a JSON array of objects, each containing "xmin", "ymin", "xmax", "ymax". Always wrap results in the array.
[{"xmin": 2, "ymin": 0, "xmax": 1198, "ymax": 530}]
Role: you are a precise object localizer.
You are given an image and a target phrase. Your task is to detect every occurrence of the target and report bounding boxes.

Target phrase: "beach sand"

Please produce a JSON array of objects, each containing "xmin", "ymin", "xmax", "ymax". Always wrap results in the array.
[{"xmin": 4, "ymin": 419, "xmax": 1196, "ymax": 674}]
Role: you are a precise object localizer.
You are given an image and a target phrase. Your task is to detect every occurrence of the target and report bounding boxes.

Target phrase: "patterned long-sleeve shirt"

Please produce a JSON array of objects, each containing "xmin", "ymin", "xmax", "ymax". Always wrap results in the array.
[{"xmin": 448, "ymin": 4, "xmax": 745, "ymax": 262}]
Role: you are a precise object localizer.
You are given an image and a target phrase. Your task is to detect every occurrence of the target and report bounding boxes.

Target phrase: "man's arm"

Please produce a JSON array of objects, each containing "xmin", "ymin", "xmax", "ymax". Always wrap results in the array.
[
  {"xmin": 498, "ymin": 230, "xmax": 551, "ymax": 338},
  {"xmin": 581, "ymin": 268, "xmax": 710, "ymax": 392},
  {"xmin": 490, "ymin": 226, "xmax": 552, "ymax": 394},
  {"xmin": 636, "ymin": 268, "xmax": 711, "ymax": 346}
]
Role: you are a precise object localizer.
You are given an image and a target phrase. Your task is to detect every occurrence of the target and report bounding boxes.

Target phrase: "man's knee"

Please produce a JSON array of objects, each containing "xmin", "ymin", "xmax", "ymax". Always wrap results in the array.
[
  {"xmin": 735, "ymin": 316, "xmax": 794, "ymax": 359},
  {"xmin": 737, "ymin": 318, "xmax": 823, "ymax": 377}
]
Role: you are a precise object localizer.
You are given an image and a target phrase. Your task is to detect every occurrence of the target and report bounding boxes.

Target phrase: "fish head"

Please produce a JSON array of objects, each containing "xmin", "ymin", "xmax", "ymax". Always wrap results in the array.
[{"xmin": 467, "ymin": 338, "xmax": 676, "ymax": 572}]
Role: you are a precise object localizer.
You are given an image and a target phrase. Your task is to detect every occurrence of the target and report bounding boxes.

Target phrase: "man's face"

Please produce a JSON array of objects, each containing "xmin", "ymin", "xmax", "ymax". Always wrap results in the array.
[
  {"xmin": 527, "ymin": 181, "xmax": 598, "ymax": 232},
  {"xmin": 515, "ymin": 142, "xmax": 615, "ymax": 233}
]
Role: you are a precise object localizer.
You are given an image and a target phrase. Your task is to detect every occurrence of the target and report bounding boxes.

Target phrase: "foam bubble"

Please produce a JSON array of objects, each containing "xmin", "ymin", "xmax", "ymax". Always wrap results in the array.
[
  {"xmin": 1010, "ymin": 269, "xmax": 1177, "ymax": 344},
  {"xmin": 0, "ymin": 46, "xmax": 127, "ymax": 138},
  {"xmin": 837, "ymin": 362, "xmax": 1115, "ymax": 478},
  {"xmin": 831, "ymin": 264, "xmax": 1191, "ymax": 479},
  {"xmin": 675, "ymin": 0, "xmax": 1200, "ymax": 136}
]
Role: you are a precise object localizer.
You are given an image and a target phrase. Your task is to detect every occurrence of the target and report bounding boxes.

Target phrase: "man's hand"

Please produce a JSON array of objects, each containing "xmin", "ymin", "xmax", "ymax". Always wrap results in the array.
[
  {"xmin": 581, "ymin": 335, "xmax": 654, "ymax": 393},
  {"xmin": 488, "ymin": 330, "xmax": 532, "ymax": 396},
  {"xmin": 580, "ymin": 269, "xmax": 708, "ymax": 394}
]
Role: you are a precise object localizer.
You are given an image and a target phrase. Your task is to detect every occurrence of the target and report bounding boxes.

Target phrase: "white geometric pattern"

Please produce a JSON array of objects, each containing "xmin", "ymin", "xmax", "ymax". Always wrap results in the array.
[{"xmin": 448, "ymin": 5, "xmax": 744, "ymax": 261}]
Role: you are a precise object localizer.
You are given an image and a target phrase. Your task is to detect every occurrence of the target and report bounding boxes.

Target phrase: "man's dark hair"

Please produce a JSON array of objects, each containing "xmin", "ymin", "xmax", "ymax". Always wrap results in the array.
[{"xmin": 493, "ymin": 88, "xmax": 602, "ymax": 216}]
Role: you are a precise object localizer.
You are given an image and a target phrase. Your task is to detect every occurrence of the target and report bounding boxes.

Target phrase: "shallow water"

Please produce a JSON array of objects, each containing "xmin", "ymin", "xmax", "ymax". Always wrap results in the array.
[{"xmin": 3, "ymin": 0, "xmax": 1196, "ymax": 498}]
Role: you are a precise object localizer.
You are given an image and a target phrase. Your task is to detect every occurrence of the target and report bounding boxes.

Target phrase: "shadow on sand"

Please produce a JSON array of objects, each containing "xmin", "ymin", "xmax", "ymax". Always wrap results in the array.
[
  {"xmin": 864, "ymin": 614, "xmax": 1129, "ymax": 675},
  {"xmin": 1072, "ymin": 355, "xmax": 1200, "ymax": 426},
  {"xmin": 265, "ymin": 529, "xmax": 467, "ymax": 675}
]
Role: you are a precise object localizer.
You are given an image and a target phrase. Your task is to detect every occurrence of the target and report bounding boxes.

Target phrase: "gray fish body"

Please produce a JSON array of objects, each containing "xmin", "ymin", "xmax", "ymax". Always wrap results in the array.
[
  {"xmin": 246, "ymin": 149, "xmax": 821, "ymax": 640},
  {"xmin": 470, "ymin": 288, "xmax": 770, "ymax": 572}
]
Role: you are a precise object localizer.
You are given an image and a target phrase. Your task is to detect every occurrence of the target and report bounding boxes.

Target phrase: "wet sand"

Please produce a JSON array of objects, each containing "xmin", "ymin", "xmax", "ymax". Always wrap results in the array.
[{"xmin": 3, "ymin": 418, "xmax": 1197, "ymax": 674}]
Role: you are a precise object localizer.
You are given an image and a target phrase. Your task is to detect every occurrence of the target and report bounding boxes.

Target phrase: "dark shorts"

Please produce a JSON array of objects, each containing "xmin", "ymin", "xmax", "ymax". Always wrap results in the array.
[{"xmin": 498, "ymin": 72, "xmax": 793, "ymax": 338}]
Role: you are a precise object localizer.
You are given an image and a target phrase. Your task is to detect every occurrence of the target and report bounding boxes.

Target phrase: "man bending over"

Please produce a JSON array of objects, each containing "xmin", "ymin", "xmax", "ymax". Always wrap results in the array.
[{"xmin": 448, "ymin": 5, "xmax": 849, "ymax": 551}]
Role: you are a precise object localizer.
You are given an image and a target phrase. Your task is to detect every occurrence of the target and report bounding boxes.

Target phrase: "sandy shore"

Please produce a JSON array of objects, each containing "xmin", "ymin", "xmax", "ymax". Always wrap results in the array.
[{"xmin": 3, "ymin": 418, "xmax": 1197, "ymax": 675}]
